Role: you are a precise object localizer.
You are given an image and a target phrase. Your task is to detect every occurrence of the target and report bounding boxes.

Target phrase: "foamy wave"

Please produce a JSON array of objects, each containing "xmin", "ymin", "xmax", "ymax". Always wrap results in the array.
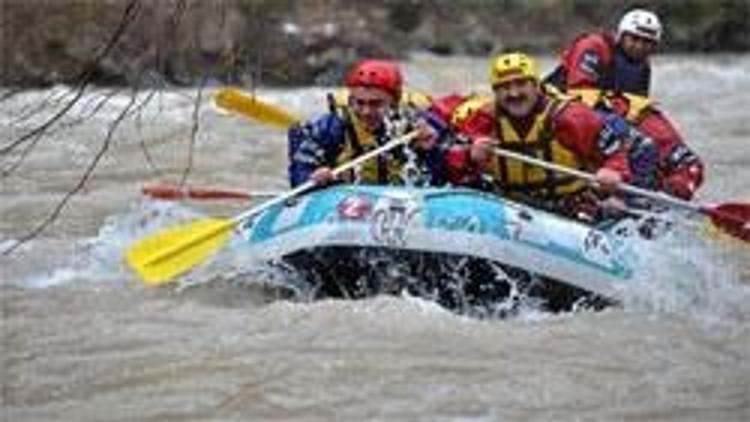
[{"xmin": 15, "ymin": 200, "xmax": 207, "ymax": 288}]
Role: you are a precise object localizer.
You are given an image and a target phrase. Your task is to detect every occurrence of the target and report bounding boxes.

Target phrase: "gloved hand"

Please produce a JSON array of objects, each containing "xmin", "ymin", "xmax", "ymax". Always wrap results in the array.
[
  {"xmin": 662, "ymin": 149, "xmax": 704, "ymax": 200},
  {"xmin": 663, "ymin": 168, "xmax": 698, "ymax": 200}
]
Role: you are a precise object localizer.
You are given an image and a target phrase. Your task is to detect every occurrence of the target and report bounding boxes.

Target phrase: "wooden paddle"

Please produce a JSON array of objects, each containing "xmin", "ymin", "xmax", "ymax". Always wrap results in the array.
[
  {"xmin": 213, "ymin": 88, "xmax": 300, "ymax": 129},
  {"xmin": 141, "ymin": 183, "xmax": 279, "ymax": 201},
  {"xmin": 126, "ymin": 131, "xmax": 419, "ymax": 286},
  {"xmin": 492, "ymin": 146, "xmax": 750, "ymax": 243}
]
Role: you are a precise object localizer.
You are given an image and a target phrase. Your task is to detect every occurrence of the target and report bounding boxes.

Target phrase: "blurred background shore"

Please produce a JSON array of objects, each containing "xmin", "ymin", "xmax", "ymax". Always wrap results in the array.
[{"xmin": 3, "ymin": 0, "xmax": 749, "ymax": 88}]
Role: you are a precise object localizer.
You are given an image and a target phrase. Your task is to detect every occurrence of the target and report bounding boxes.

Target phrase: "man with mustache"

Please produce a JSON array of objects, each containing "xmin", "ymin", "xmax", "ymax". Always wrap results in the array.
[
  {"xmin": 437, "ymin": 52, "xmax": 648, "ymax": 221},
  {"xmin": 288, "ymin": 59, "xmax": 448, "ymax": 188}
]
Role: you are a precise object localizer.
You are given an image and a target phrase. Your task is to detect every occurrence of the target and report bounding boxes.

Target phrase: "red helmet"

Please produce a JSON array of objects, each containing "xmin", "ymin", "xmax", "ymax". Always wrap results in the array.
[{"xmin": 345, "ymin": 59, "xmax": 403, "ymax": 100}]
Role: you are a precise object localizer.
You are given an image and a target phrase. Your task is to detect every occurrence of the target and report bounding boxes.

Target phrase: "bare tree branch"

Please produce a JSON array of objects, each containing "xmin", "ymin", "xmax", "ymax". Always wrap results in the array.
[
  {"xmin": 178, "ymin": 78, "xmax": 207, "ymax": 187},
  {"xmin": 3, "ymin": 90, "xmax": 139, "ymax": 256},
  {"xmin": 0, "ymin": 0, "xmax": 142, "ymax": 170},
  {"xmin": 10, "ymin": 88, "xmax": 74, "ymax": 126},
  {"xmin": 57, "ymin": 88, "xmax": 123, "ymax": 130}
]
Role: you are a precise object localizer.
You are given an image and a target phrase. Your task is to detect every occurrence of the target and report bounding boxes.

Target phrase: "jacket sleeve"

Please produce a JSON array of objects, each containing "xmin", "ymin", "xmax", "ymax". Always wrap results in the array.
[
  {"xmin": 646, "ymin": 110, "xmax": 705, "ymax": 198},
  {"xmin": 561, "ymin": 33, "xmax": 613, "ymax": 90},
  {"xmin": 287, "ymin": 113, "xmax": 346, "ymax": 187},
  {"xmin": 552, "ymin": 102, "xmax": 632, "ymax": 182},
  {"xmin": 444, "ymin": 106, "xmax": 496, "ymax": 186},
  {"xmin": 428, "ymin": 94, "xmax": 467, "ymax": 123},
  {"xmin": 406, "ymin": 106, "xmax": 455, "ymax": 187},
  {"xmin": 454, "ymin": 105, "xmax": 496, "ymax": 141}
]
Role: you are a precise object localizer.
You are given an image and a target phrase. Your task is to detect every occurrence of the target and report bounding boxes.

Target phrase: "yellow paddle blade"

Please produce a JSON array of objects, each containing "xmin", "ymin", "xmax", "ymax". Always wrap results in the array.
[
  {"xmin": 214, "ymin": 88, "xmax": 300, "ymax": 129},
  {"xmin": 125, "ymin": 218, "xmax": 235, "ymax": 286}
]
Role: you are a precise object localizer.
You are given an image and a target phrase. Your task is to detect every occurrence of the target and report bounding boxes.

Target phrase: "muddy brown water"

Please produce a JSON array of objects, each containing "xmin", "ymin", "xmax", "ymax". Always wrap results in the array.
[{"xmin": 2, "ymin": 54, "xmax": 749, "ymax": 421}]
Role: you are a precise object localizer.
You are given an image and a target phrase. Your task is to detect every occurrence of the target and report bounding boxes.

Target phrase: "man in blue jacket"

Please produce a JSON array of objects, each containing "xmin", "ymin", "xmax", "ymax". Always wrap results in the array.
[{"xmin": 288, "ymin": 59, "xmax": 449, "ymax": 188}]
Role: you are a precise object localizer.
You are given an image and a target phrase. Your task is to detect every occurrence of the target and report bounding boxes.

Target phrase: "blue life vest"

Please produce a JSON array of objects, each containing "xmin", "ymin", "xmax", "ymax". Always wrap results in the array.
[{"xmin": 606, "ymin": 46, "xmax": 651, "ymax": 96}]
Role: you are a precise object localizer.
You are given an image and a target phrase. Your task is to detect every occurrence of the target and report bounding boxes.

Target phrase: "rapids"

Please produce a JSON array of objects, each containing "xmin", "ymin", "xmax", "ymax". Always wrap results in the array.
[{"xmin": 2, "ymin": 54, "xmax": 749, "ymax": 421}]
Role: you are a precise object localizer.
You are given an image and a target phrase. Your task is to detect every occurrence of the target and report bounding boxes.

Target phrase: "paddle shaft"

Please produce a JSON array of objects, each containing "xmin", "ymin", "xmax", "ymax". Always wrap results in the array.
[
  {"xmin": 231, "ymin": 130, "xmax": 419, "ymax": 225},
  {"xmin": 491, "ymin": 147, "xmax": 705, "ymax": 214},
  {"xmin": 141, "ymin": 130, "xmax": 418, "ymax": 270}
]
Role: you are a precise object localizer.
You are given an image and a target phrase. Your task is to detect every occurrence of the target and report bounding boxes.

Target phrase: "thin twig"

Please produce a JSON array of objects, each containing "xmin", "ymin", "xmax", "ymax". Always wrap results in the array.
[
  {"xmin": 0, "ymin": 0, "xmax": 142, "ymax": 169},
  {"xmin": 57, "ymin": 88, "xmax": 122, "ymax": 129},
  {"xmin": 0, "ymin": 87, "xmax": 25, "ymax": 102},
  {"xmin": 10, "ymin": 87, "xmax": 74, "ymax": 125},
  {"xmin": 3, "ymin": 90, "xmax": 139, "ymax": 256},
  {"xmin": 178, "ymin": 78, "xmax": 206, "ymax": 186},
  {"xmin": 135, "ymin": 75, "xmax": 168, "ymax": 178}
]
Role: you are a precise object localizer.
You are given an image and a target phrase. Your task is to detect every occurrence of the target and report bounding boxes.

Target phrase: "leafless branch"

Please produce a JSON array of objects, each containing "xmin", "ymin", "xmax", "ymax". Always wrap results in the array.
[
  {"xmin": 3, "ymin": 90, "xmax": 139, "ymax": 256},
  {"xmin": 178, "ymin": 78, "xmax": 207, "ymax": 186},
  {"xmin": 0, "ymin": 0, "xmax": 142, "ymax": 170},
  {"xmin": 10, "ymin": 88, "xmax": 74, "ymax": 126},
  {"xmin": 56, "ymin": 88, "xmax": 123, "ymax": 129}
]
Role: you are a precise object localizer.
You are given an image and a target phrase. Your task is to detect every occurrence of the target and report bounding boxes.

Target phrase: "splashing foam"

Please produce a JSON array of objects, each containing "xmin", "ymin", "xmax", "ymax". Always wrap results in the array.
[
  {"xmin": 614, "ymin": 215, "xmax": 750, "ymax": 323},
  {"xmin": 14, "ymin": 198, "xmax": 749, "ymax": 326},
  {"xmin": 19, "ymin": 200, "xmax": 205, "ymax": 288}
]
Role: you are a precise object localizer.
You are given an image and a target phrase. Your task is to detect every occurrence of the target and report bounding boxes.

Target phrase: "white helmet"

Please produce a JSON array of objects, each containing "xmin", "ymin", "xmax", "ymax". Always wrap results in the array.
[{"xmin": 617, "ymin": 9, "xmax": 662, "ymax": 43}]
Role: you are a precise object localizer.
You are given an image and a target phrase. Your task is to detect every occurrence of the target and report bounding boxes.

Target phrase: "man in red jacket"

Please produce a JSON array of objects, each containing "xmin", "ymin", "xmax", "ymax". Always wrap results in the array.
[
  {"xmin": 545, "ymin": 8, "xmax": 662, "ymax": 96},
  {"xmin": 439, "ymin": 52, "xmax": 648, "ymax": 221},
  {"xmin": 606, "ymin": 94, "xmax": 704, "ymax": 200},
  {"xmin": 544, "ymin": 87, "xmax": 705, "ymax": 200}
]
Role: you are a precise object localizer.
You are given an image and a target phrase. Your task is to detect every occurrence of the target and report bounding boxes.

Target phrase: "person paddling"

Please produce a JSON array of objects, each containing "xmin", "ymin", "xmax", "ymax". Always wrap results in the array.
[
  {"xmin": 540, "ymin": 8, "xmax": 707, "ymax": 200},
  {"xmin": 436, "ymin": 52, "xmax": 651, "ymax": 222},
  {"xmin": 287, "ymin": 59, "xmax": 449, "ymax": 188},
  {"xmin": 561, "ymin": 89, "xmax": 705, "ymax": 200},
  {"xmin": 545, "ymin": 8, "xmax": 662, "ymax": 97}
]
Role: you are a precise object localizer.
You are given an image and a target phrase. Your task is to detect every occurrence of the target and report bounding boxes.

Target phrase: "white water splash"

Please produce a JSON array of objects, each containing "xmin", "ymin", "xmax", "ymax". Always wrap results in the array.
[
  {"xmin": 614, "ymin": 214, "xmax": 750, "ymax": 323},
  {"xmin": 17, "ymin": 200, "xmax": 206, "ymax": 288}
]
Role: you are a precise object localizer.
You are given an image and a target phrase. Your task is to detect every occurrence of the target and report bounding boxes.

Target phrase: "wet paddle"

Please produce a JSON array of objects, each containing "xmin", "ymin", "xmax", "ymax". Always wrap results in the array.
[
  {"xmin": 141, "ymin": 183, "xmax": 279, "ymax": 201},
  {"xmin": 126, "ymin": 131, "xmax": 419, "ymax": 286},
  {"xmin": 492, "ymin": 146, "xmax": 750, "ymax": 243},
  {"xmin": 213, "ymin": 88, "xmax": 300, "ymax": 129}
]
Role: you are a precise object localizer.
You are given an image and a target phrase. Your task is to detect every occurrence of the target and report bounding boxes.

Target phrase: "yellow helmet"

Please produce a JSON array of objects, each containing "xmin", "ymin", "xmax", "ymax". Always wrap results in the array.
[{"xmin": 489, "ymin": 52, "xmax": 539, "ymax": 86}]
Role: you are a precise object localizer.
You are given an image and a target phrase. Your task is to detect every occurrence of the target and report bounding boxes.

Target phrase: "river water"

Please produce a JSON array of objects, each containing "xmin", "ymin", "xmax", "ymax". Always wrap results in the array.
[{"xmin": 2, "ymin": 54, "xmax": 749, "ymax": 421}]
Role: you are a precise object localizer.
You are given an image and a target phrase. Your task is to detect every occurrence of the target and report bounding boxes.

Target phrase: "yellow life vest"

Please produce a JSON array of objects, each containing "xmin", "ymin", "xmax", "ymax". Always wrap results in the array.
[
  {"xmin": 556, "ymin": 86, "xmax": 656, "ymax": 124},
  {"xmin": 610, "ymin": 92, "xmax": 654, "ymax": 123},
  {"xmin": 328, "ymin": 88, "xmax": 431, "ymax": 185},
  {"xmin": 488, "ymin": 98, "xmax": 588, "ymax": 199},
  {"xmin": 335, "ymin": 111, "xmax": 408, "ymax": 184}
]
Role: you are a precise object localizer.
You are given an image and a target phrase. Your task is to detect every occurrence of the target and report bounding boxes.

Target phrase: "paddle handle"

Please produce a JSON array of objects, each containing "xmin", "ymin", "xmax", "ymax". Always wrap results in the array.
[
  {"xmin": 491, "ymin": 147, "xmax": 703, "ymax": 214},
  {"xmin": 232, "ymin": 131, "xmax": 419, "ymax": 225}
]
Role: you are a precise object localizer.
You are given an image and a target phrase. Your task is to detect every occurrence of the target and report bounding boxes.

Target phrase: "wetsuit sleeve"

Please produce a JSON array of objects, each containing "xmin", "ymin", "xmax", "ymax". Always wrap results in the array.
[
  {"xmin": 552, "ymin": 102, "xmax": 632, "ymax": 182},
  {"xmin": 453, "ymin": 106, "xmax": 495, "ymax": 141},
  {"xmin": 403, "ymin": 106, "xmax": 455, "ymax": 187},
  {"xmin": 444, "ymin": 107, "xmax": 496, "ymax": 186},
  {"xmin": 562, "ymin": 34, "xmax": 613, "ymax": 90},
  {"xmin": 287, "ymin": 113, "xmax": 345, "ymax": 187},
  {"xmin": 428, "ymin": 94, "xmax": 467, "ymax": 123},
  {"xmin": 637, "ymin": 110, "xmax": 704, "ymax": 197}
]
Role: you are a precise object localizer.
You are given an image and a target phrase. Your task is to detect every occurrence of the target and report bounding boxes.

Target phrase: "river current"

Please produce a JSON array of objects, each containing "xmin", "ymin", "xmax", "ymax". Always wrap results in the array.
[{"xmin": 1, "ymin": 54, "xmax": 749, "ymax": 421}]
